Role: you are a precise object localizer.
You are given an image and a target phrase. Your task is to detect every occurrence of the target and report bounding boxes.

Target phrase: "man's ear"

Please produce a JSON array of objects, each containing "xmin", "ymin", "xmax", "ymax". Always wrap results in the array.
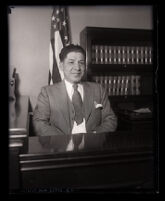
[{"xmin": 59, "ymin": 62, "xmax": 63, "ymax": 70}]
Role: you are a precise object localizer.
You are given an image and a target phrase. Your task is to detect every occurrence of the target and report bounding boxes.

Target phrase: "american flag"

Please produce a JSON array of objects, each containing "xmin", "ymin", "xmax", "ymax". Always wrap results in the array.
[{"xmin": 48, "ymin": 6, "xmax": 71, "ymax": 85}]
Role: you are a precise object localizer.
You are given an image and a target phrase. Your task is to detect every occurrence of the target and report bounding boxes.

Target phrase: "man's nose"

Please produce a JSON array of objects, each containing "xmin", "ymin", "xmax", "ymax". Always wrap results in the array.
[{"xmin": 74, "ymin": 62, "xmax": 81, "ymax": 70}]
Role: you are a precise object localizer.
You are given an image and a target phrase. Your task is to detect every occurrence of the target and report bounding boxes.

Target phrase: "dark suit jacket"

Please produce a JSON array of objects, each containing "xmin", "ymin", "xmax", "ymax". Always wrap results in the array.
[{"xmin": 33, "ymin": 81, "xmax": 117, "ymax": 136}]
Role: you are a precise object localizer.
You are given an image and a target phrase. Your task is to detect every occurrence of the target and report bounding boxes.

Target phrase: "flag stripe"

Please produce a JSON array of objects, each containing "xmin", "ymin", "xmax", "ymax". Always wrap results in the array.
[{"xmin": 54, "ymin": 31, "xmax": 64, "ymax": 80}]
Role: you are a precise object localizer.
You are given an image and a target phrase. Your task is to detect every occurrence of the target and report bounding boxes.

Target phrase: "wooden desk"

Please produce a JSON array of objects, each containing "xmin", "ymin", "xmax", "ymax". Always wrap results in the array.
[
  {"xmin": 9, "ymin": 96, "xmax": 29, "ymax": 190},
  {"xmin": 18, "ymin": 130, "xmax": 156, "ymax": 192},
  {"xmin": 117, "ymin": 109, "xmax": 153, "ymax": 131}
]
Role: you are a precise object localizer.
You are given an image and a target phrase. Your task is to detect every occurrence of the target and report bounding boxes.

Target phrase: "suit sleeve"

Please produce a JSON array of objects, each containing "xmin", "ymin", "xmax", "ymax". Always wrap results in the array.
[
  {"xmin": 95, "ymin": 85, "xmax": 118, "ymax": 133},
  {"xmin": 33, "ymin": 87, "xmax": 65, "ymax": 136}
]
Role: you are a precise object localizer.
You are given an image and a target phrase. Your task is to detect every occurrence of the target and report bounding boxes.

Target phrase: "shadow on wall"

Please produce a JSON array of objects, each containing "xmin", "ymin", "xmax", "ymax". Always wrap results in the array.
[
  {"xmin": 15, "ymin": 72, "xmax": 20, "ymax": 98},
  {"xmin": 9, "ymin": 68, "xmax": 20, "ymax": 100},
  {"xmin": 29, "ymin": 112, "xmax": 36, "ymax": 136}
]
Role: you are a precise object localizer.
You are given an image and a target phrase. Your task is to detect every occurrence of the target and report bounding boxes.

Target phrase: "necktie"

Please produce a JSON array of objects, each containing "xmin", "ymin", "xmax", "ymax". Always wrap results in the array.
[{"xmin": 72, "ymin": 84, "xmax": 83, "ymax": 125}]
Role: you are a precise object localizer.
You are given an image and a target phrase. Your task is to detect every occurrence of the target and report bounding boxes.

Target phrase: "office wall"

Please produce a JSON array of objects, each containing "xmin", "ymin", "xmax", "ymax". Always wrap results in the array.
[
  {"xmin": 70, "ymin": 6, "xmax": 153, "ymax": 44},
  {"xmin": 9, "ymin": 6, "xmax": 153, "ymax": 110}
]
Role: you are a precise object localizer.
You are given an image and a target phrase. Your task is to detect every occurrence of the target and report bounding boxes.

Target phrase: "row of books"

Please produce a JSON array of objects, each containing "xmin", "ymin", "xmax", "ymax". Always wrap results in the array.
[
  {"xmin": 91, "ymin": 45, "xmax": 153, "ymax": 65},
  {"xmin": 93, "ymin": 75, "xmax": 141, "ymax": 96}
]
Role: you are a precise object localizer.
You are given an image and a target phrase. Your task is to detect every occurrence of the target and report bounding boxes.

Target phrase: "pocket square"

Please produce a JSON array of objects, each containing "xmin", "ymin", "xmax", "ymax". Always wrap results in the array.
[{"xmin": 94, "ymin": 101, "xmax": 103, "ymax": 109}]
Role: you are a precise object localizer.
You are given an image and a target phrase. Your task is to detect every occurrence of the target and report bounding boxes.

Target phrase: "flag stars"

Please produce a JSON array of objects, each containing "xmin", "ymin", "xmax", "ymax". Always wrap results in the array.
[
  {"xmin": 56, "ymin": 9, "xmax": 59, "ymax": 15},
  {"xmin": 62, "ymin": 20, "xmax": 66, "ymax": 26},
  {"xmin": 64, "ymin": 36, "xmax": 68, "ymax": 41},
  {"xmin": 52, "ymin": 16, "xmax": 55, "ymax": 21}
]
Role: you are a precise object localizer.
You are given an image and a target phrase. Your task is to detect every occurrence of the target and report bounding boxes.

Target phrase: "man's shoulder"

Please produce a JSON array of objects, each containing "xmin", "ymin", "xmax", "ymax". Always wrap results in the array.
[
  {"xmin": 41, "ymin": 81, "xmax": 64, "ymax": 92},
  {"xmin": 83, "ymin": 81, "xmax": 101, "ymax": 89}
]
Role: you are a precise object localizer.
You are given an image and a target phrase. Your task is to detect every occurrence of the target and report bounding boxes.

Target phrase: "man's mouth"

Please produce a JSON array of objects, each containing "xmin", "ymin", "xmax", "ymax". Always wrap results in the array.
[{"xmin": 72, "ymin": 72, "xmax": 81, "ymax": 76}]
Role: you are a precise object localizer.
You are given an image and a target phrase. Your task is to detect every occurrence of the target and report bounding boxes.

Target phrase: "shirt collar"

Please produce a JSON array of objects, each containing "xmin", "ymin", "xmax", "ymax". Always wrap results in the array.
[{"xmin": 64, "ymin": 79, "xmax": 83, "ymax": 100}]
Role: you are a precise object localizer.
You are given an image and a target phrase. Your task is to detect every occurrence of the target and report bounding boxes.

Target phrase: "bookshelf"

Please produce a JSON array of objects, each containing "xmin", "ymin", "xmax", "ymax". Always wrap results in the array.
[{"xmin": 80, "ymin": 27, "xmax": 153, "ymax": 128}]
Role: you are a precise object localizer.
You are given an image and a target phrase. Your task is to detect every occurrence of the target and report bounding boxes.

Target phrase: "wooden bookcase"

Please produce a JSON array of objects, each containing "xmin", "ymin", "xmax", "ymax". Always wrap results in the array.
[{"xmin": 80, "ymin": 27, "xmax": 154, "ymax": 129}]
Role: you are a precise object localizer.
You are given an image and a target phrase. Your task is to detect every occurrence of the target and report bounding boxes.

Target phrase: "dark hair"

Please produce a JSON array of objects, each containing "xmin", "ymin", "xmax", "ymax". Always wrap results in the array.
[{"xmin": 59, "ymin": 44, "xmax": 86, "ymax": 61}]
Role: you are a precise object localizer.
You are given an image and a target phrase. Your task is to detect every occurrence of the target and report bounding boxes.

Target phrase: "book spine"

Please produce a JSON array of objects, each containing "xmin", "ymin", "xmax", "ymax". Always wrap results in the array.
[
  {"xmin": 121, "ymin": 46, "xmax": 126, "ymax": 64},
  {"xmin": 113, "ymin": 46, "xmax": 117, "ymax": 64},
  {"xmin": 117, "ymin": 46, "xmax": 122, "ymax": 64},
  {"xmin": 131, "ymin": 75, "xmax": 136, "ymax": 95},
  {"xmin": 92, "ymin": 45, "xmax": 95, "ymax": 64},
  {"xmin": 95, "ymin": 45, "xmax": 99, "ymax": 64},
  {"xmin": 126, "ymin": 46, "xmax": 130, "ymax": 64},
  {"xmin": 108, "ymin": 46, "xmax": 112, "ymax": 64},
  {"xmin": 104, "ymin": 45, "xmax": 108, "ymax": 64},
  {"xmin": 130, "ymin": 46, "xmax": 135, "ymax": 64},
  {"xmin": 113, "ymin": 76, "xmax": 117, "ymax": 95},
  {"xmin": 135, "ymin": 75, "xmax": 141, "ymax": 95},
  {"xmin": 124, "ymin": 76, "xmax": 129, "ymax": 95},
  {"xmin": 120, "ymin": 76, "xmax": 125, "ymax": 95},
  {"xmin": 140, "ymin": 46, "xmax": 144, "ymax": 64},
  {"xmin": 144, "ymin": 46, "xmax": 148, "ymax": 64},
  {"xmin": 100, "ymin": 45, "xmax": 104, "ymax": 64},
  {"xmin": 116, "ymin": 76, "xmax": 121, "ymax": 95},
  {"xmin": 149, "ymin": 46, "xmax": 152, "ymax": 64},
  {"xmin": 135, "ymin": 46, "xmax": 140, "ymax": 64},
  {"xmin": 108, "ymin": 76, "xmax": 112, "ymax": 96}
]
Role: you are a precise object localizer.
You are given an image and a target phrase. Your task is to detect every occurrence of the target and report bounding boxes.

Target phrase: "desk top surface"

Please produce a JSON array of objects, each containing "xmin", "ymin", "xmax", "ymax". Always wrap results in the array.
[
  {"xmin": 24, "ymin": 130, "xmax": 154, "ymax": 157},
  {"xmin": 9, "ymin": 96, "xmax": 29, "ymax": 135}
]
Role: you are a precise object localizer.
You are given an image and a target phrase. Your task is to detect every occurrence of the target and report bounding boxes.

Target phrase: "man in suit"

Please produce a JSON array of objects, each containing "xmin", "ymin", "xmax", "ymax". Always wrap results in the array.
[{"xmin": 33, "ymin": 44, "xmax": 117, "ymax": 141}]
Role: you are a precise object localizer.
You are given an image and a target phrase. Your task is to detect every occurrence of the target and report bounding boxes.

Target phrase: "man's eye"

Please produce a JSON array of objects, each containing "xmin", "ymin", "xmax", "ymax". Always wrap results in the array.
[{"xmin": 69, "ymin": 61, "xmax": 74, "ymax": 64}]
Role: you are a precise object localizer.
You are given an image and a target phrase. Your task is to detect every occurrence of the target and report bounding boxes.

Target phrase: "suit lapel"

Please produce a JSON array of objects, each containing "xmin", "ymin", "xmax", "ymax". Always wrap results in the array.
[
  {"xmin": 83, "ymin": 82, "xmax": 94, "ymax": 122},
  {"xmin": 58, "ymin": 81, "xmax": 72, "ymax": 134}
]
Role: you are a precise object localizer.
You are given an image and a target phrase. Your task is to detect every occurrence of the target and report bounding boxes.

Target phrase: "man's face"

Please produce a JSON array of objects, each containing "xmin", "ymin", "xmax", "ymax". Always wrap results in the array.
[{"xmin": 61, "ymin": 51, "xmax": 85, "ymax": 84}]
